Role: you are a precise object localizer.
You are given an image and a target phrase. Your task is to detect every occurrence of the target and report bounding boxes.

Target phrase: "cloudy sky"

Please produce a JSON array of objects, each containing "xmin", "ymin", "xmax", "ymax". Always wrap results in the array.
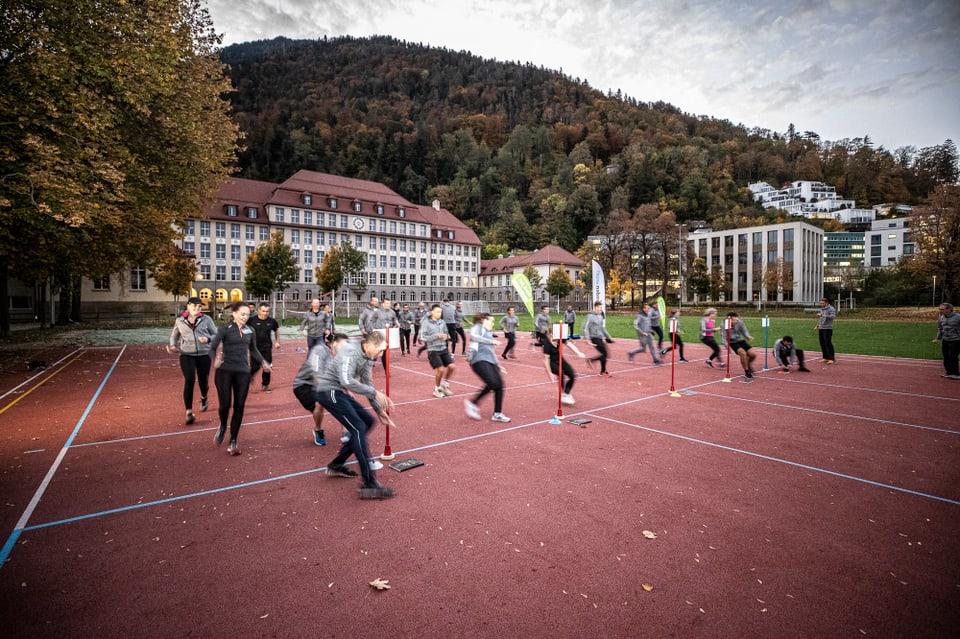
[{"xmin": 206, "ymin": 0, "xmax": 959, "ymax": 153}]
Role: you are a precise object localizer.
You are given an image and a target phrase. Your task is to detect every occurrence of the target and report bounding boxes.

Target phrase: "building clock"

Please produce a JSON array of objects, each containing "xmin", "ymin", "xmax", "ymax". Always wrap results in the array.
[{"xmin": 352, "ymin": 217, "xmax": 364, "ymax": 230}]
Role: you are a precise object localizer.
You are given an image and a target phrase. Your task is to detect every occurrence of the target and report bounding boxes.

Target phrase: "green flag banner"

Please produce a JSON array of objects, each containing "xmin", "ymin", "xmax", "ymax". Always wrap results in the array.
[
  {"xmin": 511, "ymin": 272, "xmax": 535, "ymax": 320},
  {"xmin": 656, "ymin": 296, "xmax": 667, "ymax": 330}
]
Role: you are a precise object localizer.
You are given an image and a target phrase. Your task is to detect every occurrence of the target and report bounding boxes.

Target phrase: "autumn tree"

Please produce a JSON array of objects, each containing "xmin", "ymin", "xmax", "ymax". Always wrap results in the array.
[
  {"xmin": 244, "ymin": 232, "xmax": 298, "ymax": 302},
  {"xmin": 904, "ymin": 184, "xmax": 960, "ymax": 302},
  {"xmin": 316, "ymin": 241, "xmax": 367, "ymax": 314},
  {"xmin": 545, "ymin": 268, "xmax": 574, "ymax": 310},
  {"xmin": 0, "ymin": 0, "xmax": 240, "ymax": 335},
  {"xmin": 686, "ymin": 258, "xmax": 711, "ymax": 302},
  {"xmin": 152, "ymin": 248, "xmax": 199, "ymax": 312}
]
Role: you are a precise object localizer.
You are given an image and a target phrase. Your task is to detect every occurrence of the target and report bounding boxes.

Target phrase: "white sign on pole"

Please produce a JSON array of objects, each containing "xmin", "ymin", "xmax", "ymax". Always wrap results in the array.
[{"xmin": 551, "ymin": 323, "xmax": 569, "ymax": 340}]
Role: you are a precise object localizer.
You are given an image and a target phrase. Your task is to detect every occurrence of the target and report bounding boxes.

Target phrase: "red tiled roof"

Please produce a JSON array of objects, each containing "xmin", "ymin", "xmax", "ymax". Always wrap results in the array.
[{"xmin": 480, "ymin": 245, "xmax": 584, "ymax": 275}]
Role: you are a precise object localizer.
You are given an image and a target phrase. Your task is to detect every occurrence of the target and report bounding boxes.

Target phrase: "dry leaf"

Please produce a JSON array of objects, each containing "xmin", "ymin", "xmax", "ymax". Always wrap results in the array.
[
  {"xmin": 369, "ymin": 578, "xmax": 391, "ymax": 591},
  {"xmin": 642, "ymin": 584, "xmax": 654, "ymax": 592},
  {"xmin": 641, "ymin": 530, "xmax": 657, "ymax": 539}
]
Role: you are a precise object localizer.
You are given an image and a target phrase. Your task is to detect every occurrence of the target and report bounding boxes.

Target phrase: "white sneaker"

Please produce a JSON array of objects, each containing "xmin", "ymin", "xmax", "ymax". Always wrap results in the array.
[
  {"xmin": 491, "ymin": 412, "xmax": 511, "ymax": 423},
  {"xmin": 340, "ymin": 431, "xmax": 350, "ymax": 443},
  {"xmin": 441, "ymin": 384, "xmax": 454, "ymax": 397},
  {"xmin": 433, "ymin": 387, "xmax": 445, "ymax": 398},
  {"xmin": 561, "ymin": 393, "xmax": 575, "ymax": 405},
  {"xmin": 464, "ymin": 399, "xmax": 481, "ymax": 420},
  {"xmin": 369, "ymin": 460, "xmax": 384, "ymax": 471}
]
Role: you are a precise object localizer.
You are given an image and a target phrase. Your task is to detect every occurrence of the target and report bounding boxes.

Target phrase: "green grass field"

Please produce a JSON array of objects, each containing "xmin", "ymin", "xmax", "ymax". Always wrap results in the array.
[{"xmin": 371, "ymin": 309, "xmax": 941, "ymax": 360}]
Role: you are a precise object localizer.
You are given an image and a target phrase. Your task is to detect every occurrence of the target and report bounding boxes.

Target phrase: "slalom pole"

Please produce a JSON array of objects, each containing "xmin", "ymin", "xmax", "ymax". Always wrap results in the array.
[
  {"xmin": 549, "ymin": 323, "xmax": 564, "ymax": 424},
  {"xmin": 668, "ymin": 316, "xmax": 681, "ymax": 397},
  {"xmin": 381, "ymin": 326, "xmax": 395, "ymax": 460},
  {"xmin": 721, "ymin": 317, "xmax": 732, "ymax": 382},
  {"xmin": 762, "ymin": 315, "xmax": 770, "ymax": 370}
]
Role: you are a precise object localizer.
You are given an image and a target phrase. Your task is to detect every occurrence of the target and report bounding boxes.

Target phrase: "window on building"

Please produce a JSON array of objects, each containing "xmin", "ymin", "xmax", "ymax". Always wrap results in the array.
[
  {"xmin": 231, "ymin": 245, "xmax": 240, "ymax": 261},
  {"xmin": 93, "ymin": 275, "xmax": 110, "ymax": 290},
  {"xmin": 304, "ymin": 269, "xmax": 312, "ymax": 283},
  {"xmin": 353, "ymin": 201, "xmax": 362, "ymax": 212},
  {"xmin": 130, "ymin": 267, "xmax": 147, "ymax": 291},
  {"xmin": 231, "ymin": 266, "xmax": 241, "ymax": 280},
  {"xmin": 275, "ymin": 208, "xmax": 284, "ymax": 223},
  {"xmin": 216, "ymin": 244, "xmax": 226, "ymax": 259},
  {"xmin": 302, "ymin": 194, "xmax": 312, "ymax": 206},
  {"xmin": 259, "ymin": 227, "xmax": 269, "ymax": 241},
  {"xmin": 291, "ymin": 209, "xmax": 300, "ymax": 224},
  {"xmin": 245, "ymin": 207, "xmax": 258, "ymax": 219},
  {"xmin": 225, "ymin": 205, "xmax": 238, "ymax": 216}
]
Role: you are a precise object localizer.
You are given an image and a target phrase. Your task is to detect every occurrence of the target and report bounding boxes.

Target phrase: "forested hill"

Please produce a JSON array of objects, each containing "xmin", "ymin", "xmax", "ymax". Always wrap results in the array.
[{"xmin": 220, "ymin": 36, "xmax": 956, "ymax": 252}]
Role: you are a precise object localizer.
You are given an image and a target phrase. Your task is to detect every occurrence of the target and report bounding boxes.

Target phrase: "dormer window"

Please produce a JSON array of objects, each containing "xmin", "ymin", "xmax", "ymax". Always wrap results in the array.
[
  {"xmin": 398, "ymin": 207, "xmax": 406, "ymax": 218},
  {"xmin": 328, "ymin": 197, "xmax": 337, "ymax": 209},
  {"xmin": 225, "ymin": 205, "xmax": 238, "ymax": 216},
  {"xmin": 376, "ymin": 204, "xmax": 384, "ymax": 215},
  {"xmin": 302, "ymin": 194, "xmax": 312, "ymax": 206},
  {"xmin": 353, "ymin": 201, "xmax": 362, "ymax": 213},
  {"xmin": 447, "ymin": 231, "xmax": 455, "ymax": 240},
  {"xmin": 246, "ymin": 207, "xmax": 258, "ymax": 218}
]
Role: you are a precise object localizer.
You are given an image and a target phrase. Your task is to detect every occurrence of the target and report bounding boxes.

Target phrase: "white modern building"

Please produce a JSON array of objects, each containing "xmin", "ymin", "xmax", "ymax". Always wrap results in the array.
[
  {"xmin": 688, "ymin": 221, "xmax": 824, "ymax": 305},
  {"xmin": 864, "ymin": 218, "xmax": 914, "ymax": 268},
  {"xmin": 748, "ymin": 180, "xmax": 866, "ymax": 221}
]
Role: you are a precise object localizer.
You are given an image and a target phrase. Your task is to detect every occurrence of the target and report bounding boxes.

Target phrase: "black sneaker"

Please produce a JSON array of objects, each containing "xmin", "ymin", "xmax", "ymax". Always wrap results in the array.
[
  {"xmin": 200, "ymin": 397, "xmax": 208, "ymax": 412},
  {"xmin": 705, "ymin": 359, "xmax": 713, "ymax": 368},
  {"xmin": 745, "ymin": 369, "xmax": 753, "ymax": 379},
  {"xmin": 359, "ymin": 483, "xmax": 395, "ymax": 499},
  {"xmin": 326, "ymin": 464, "xmax": 358, "ymax": 478},
  {"xmin": 314, "ymin": 430, "xmax": 326, "ymax": 446}
]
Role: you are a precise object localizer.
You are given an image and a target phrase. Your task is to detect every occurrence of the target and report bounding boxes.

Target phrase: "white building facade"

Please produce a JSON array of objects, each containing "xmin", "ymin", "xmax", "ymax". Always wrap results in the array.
[
  {"xmin": 688, "ymin": 221, "xmax": 824, "ymax": 305},
  {"xmin": 864, "ymin": 218, "xmax": 914, "ymax": 268}
]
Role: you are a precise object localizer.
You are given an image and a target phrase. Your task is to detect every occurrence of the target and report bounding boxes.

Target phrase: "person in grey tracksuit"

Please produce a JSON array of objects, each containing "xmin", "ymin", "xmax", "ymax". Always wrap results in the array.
[
  {"xmin": 627, "ymin": 303, "xmax": 661, "ymax": 365},
  {"xmin": 534, "ymin": 306, "xmax": 551, "ymax": 347},
  {"xmin": 582, "ymin": 301, "xmax": 613, "ymax": 375}
]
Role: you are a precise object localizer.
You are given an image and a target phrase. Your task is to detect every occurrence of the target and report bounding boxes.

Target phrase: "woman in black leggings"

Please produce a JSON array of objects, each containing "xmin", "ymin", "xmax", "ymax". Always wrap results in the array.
[
  {"xmin": 209, "ymin": 301, "xmax": 270, "ymax": 456},
  {"xmin": 699, "ymin": 308, "xmax": 724, "ymax": 368},
  {"xmin": 465, "ymin": 313, "xmax": 510, "ymax": 423}
]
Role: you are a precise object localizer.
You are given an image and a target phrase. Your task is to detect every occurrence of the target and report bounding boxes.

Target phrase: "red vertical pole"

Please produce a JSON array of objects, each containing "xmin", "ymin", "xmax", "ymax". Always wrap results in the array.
[
  {"xmin": 669, "ymin": 317, "xmax": 677, "ymax": 393},
  {"xmin": 555, "ymin": 327, "xmax": 564, "ymax": 418},
  {"xmin": 382, "ymin": 326, "xmax": 394, "ymax": 459}
]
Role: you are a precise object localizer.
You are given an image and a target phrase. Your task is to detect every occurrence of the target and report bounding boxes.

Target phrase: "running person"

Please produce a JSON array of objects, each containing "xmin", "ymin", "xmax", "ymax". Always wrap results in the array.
[
  {"xmin": 627, "ymin": 303, "xmax": 661, "ymax": 365},
  {"xmin": 721, "ymin": 312, "xmax": 757, "ymax": 379},
  {"xmin": 167, "ymin": 296, "xmax": 217, "ymax": 425},
  {"xmin": 299, "ymin": 298, "xmax": 326, "ymax": 350},
  {"xmin": 583, "ymin": 301, "xmax": 613, "ymax": 376},
  {"xmin": 700, "ymin": 307, "xmax": 723, "ymax": 368},
  {"xmin": 660, "ymin": 308, "xmax": 688, "ymax": 362},
  {"xmin": 292, "ymin": 333, "xmax": 350, "ymax": 446},
  {"xmin": 317, "ymin": 331, "xmax": 396, "ymax": 499},
  {"xmin": 464, "ymin": 313, "xmax": 510, "ymax": 422},
  {"xmin": 209, "ymin": 302, "xmax": 271, "ymax": 456},
  {"xmin": 421, "ymin": 303, "xmax": 456, "ymax": 397},
  {"xmin": 542, "ymin": 329, "xmax": 584, "ymax": 405}
]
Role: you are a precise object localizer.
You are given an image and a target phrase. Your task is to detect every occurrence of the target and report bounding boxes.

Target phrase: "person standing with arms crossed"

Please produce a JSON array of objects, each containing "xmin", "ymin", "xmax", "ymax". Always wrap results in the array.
[
  {"xmin": 299, "ymin": 298, "xmax": 325, "ymax": 350},
  {"xmin": 397, "ymin": 303, "xmax": 414, "ymax": 356},
  {"xmin": 248, "ymin": 302, "xmax": 280, "ymax": 393},
  {"xmin": 563, "ymin": 305, "xmax": 577, "ymax": 340},
  {"xmin": 167, "ymin": 296, "xmax": 217, "ymax": 426},
  {"xmin": 421, "ymin": 303, "xmax": 456, "ymax": 397},
  {"xmin": 209, "ymin": 302, "xmax": 271, "ymax": 456},
  {"xmin": 413, "ymin": 302, "xmax": 428, "ymax": 353},
  {"xmin": 933, "ymin": 303, "xmax": 960, "ymax": 379},
  {"xmin": 499, "ymin": 306, "xmax": 519, "ymax": 359},
  {"xmin": 816, "ymin": 297, "xmax": 836, "ymax": 364},
  {"xmin": 583, "ymin": 301, "xmax": 614, "ymax": 376},
  {"xmin": 441, "ymin": 296, "xmax": 458, "ymax": 354}
]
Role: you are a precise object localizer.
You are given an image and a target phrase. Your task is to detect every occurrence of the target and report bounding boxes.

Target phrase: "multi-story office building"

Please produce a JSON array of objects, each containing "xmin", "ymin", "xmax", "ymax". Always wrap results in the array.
[
  {"xmin": 864, "ymin": 218, "xmax": 914, "ymax": 268},
  {"xmin": 824, "ymin": 232, "xmax": 866, "ymax": 269},
  {"xmin": 688, "ymin": 221, "xmax": 824, "ymax": 305}
]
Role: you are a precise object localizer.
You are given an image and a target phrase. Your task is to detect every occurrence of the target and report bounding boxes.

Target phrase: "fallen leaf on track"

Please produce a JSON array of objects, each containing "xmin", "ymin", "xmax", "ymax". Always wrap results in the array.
[{"xmin": 369, "ymin": 578, "xmax": 391, "ymax": 591}]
